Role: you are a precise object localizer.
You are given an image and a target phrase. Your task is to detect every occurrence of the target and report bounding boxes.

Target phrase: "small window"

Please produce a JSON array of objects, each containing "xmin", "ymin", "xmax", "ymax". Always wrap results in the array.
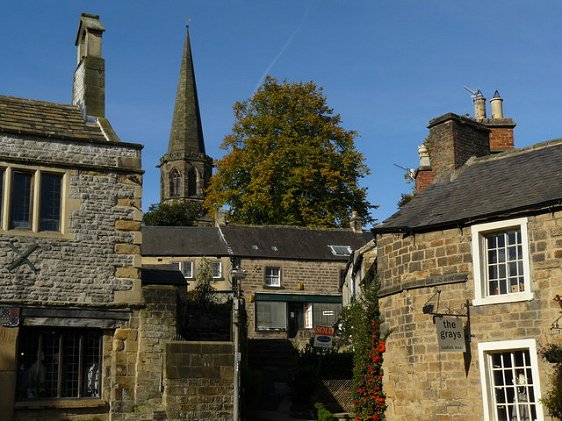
[
  {"xmin": 210, "ymin": 261, "xmax": 222, "ymax": 279},
  {"xmin": 11, "ymin": 171, "xmax": 34, "ymax": 229},
  {"xmin": 472, "ymin": 218, "xmax": 532, "ymax": 306},
  {"xmin": 304, "ymin": 303, "xmax": 313, "ymax": 329},
  {"xmin": 265, "ymin": 267, "xmax": 281, "ymax": 287},
  {"xmin": 187, "ymin": 167, "xmax": 197, "ymax": 197},
  {"xmin": 180, "ymin": 261, "xmax": 193, "ymax": 278},
  {"xmin": 171, "ymin": 261, "xmax": 193, "ymax": 279},
  {"xmin": 169, "ymin": 169, "xmax": 181, "ymax": 197},
  {"xmin": 328, "ymin": 245, "xmax": 352, "ymax": 256},
  {"xmin": 478, "ymin": 339, "xmax": 544, "ymax": 421},
  {"xmin": 16, "ymin": 327, "xmax": 102, "ymax": 400},
  {"xmin": 256, "ymin": 301, "xmax": 287, "ymax": 330},
  {"xmin": 39, "ymin": 173, "xmax": 62, "ymax": 231}
]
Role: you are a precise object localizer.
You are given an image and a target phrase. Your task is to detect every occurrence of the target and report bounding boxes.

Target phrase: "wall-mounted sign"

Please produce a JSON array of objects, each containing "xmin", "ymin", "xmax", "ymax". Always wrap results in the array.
[
  {"xmin": 436, "ymin": 316, "xmax": 466, "ymax": 352},
  {"xmin": 314, "ymin": 326, "xmax": 334, "ymax": 349}
]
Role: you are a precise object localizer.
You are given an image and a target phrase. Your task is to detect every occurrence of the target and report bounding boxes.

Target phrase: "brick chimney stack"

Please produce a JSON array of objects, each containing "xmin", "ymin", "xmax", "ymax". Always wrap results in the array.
[
  {"xmin": 414, "ymin": 144, "xmax": 433, "ymax": 193},
  {"xmin": 425, "ymin": 113, "xmax": 490, "ymax": 183},
  {"xmin": 73, "ymin": 13, "xmax": 106, "ymax": 120},
  {"xmin": 485, "ymin": 90, "xmax": 516, "ymax": 152}
]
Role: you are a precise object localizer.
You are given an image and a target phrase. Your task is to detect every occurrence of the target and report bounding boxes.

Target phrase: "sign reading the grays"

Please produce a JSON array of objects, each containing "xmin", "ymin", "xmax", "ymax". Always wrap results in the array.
[{"xmin": 436, "ymin": 316, "xmax": 466, "ymax": 352}]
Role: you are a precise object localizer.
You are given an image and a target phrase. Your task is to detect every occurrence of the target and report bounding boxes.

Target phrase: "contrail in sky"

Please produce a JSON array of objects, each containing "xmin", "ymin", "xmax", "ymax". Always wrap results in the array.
[{"xmin": 253, "ymin": 1, "xmax": 315, "ymax": 93}]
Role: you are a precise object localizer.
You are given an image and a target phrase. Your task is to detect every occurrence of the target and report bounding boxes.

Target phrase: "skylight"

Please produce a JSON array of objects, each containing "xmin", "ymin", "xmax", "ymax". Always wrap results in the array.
[{"xmin": 328, "ymin": 245, "xmax": 352, "ymax": 256}]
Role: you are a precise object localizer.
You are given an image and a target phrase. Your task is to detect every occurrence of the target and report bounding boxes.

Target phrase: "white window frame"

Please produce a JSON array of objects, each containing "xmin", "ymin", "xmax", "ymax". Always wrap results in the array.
[
  {"xmin": 210, "ymin": 261, "xmax": 222, "ymax": 279},
  {"xmin": 264, "ymin": 266, "xmax": 281, "ymax": 287},
  {"xmin": 180, "ymin": 261, "xmax": 193, "ymax": 279},
  {"xmin": 478, "ymin": 339, "xmax": 544, "ymax": 421},
  {"xmin": 471, "ymin": 218, "xmax": 533, "ymax": 306},
  {"xmin": 0, "ymin": 166, "xmax": 66, "ymax": 234}
]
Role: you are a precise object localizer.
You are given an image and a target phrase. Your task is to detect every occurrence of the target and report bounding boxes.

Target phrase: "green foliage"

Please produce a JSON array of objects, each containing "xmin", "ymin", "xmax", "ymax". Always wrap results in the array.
[
  {"xmin": 314, "ymin": 402, "xmax": 335, "ymax": 421},
  {"xmin": 539, "ymin": 344, "xmax": 562, "ymax": 418},
  {"xmin": 339, "ymin": 268, "xmax": 387, "ymax": 420},
  {"xmin": 143, "ymin": 200, "xmax": 204, "ymax": 226},
  {"xmin": 205, "ymin": 76, "xmax": 374, "ymax": 228},
  {"xmin": 187, "ymin": 258, "xmax": 218, "ymax": 305}
]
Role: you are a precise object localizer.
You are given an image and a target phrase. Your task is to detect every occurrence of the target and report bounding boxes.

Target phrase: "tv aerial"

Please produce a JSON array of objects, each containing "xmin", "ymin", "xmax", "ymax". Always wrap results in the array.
[{"xmin": 393, "ymin": 163, "xmax": 415, "ymax": 180}]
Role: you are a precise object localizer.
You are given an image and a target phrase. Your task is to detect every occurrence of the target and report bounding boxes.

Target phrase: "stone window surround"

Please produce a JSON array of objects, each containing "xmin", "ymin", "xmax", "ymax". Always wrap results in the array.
[
  {"xmin": 264, "ymin": 266, "xmax": 281, "ymax": 287},
  {"xmin": 471, "ymin": 217, "xmax": 533, "ymax": 306},
  {"xmin": 0, "ymin": 165, "xmax": 68, "ymax": 235},
  {"xmin": 477, "ymin": 339, "xmax": 544, "ymax": 421}
]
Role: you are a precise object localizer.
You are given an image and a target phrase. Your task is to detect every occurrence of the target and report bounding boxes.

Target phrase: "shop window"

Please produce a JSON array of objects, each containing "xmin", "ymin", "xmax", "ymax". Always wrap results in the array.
[
  {"xmin": 16, "ymin": 328, "xmax": 102, "ymax": 400},
  {"xmin": 478, "ymin": 339, "xmax": 544, "ymax": 421},
  {"xmin": 256, "ymin": 301, "xmax": 287, "ymax": 331}
]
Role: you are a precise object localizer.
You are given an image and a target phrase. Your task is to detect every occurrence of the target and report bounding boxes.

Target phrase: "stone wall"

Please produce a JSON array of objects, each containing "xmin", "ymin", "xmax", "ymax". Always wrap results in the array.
[
  {"xmin": 0, "ymin": 133, "xmax": 142, "ymax": 306},
  {"xmin": 164, "ymin": 341, "xmax": 234, "ymax": 420},
  {"xmin": 376, "ymin": 211, "xmax": 562, "ymax": 420}
]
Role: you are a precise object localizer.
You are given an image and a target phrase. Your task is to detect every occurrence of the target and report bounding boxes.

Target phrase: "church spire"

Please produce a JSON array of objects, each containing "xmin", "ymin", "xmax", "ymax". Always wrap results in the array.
[
  {"xmin": 167, "ymin": 25, "xmax": 205, "ymax": 156},
  {"xmin": 159, "ymin": 26, "xmax": 213, "ymax": 203}
]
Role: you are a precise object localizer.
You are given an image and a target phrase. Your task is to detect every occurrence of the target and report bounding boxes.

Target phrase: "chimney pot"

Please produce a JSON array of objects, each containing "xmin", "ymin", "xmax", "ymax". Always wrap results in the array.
[
  {"xmin": 473, "ymin": 90, "xmax": 486, "ymax": 120},
  {"xmin": 490, "ymin": 91, "xmax": 504, "ymax": 119}
]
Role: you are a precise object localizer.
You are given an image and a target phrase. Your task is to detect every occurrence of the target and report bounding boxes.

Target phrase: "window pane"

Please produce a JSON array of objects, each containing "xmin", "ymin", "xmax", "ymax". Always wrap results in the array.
[
  {"xmin": 488, "ymin": 349, "xmax": 537, "ymax": 421},
  {"xmin": 39, "ymin": 173, "xmax": 62, "ymax": 231},
  {"xmin": 16, "ymin": 328, "xmax": 101, "ymax": 400},
  {"xmin": 181, "ymin": 261, "xmax": 193, "ymax": 278},
  {"xmin": 256, "ymin": 301, "xmax": 287, "ymax": 330},
  {"xmin": 11, "ymin": 171, "xmax": 33, "ymax": 228},
  {"xmin": 211, "ymin": 262, "xmax": 222, "ymax": 278},
  {"xmin": 265, "ymin": 267, "xmax": 281, "ymax": 286}
]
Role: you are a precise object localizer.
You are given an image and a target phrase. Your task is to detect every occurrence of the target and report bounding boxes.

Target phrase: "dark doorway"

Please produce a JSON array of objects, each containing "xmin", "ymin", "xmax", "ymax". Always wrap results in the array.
[{"xmin": 287, "ymin": 303, "xmax": 303, "ymax": 338}]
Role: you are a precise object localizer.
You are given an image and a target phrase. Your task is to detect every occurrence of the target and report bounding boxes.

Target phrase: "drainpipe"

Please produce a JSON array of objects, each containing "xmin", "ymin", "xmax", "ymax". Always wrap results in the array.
[{"xmin": 231, "ymin": 269, "xmax": 246, "ymax": 421}]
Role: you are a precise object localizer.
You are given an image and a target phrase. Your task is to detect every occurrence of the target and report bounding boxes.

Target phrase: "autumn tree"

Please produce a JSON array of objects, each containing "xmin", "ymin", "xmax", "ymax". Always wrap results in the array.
[{"xmin": 205, "ymin": 77, "xmax": 373, "ymax": 228}]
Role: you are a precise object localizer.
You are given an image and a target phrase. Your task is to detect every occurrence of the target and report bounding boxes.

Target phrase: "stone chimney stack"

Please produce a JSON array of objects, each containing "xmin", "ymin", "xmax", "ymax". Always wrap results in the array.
[
  {"xmin": 486, "ymin": 90, "xmax": 516, "ymax": 152},
  {"xmin": 73, "ymin": 13, "xmax": 105, "ymax": 120},
  {"xmin": 426, "ymin": 113, "xmax": 490, "ymax": 183},
  {"xmin": 473, "ymin": 90, "xmax": 486, "ymax": 120},
  {"xmin": 414, "ymin": 144, "xmax": 433, "ymax": 193},
  {"xmin": 349, "ymin": 211, "xmax": 363, "ymax": 233}
]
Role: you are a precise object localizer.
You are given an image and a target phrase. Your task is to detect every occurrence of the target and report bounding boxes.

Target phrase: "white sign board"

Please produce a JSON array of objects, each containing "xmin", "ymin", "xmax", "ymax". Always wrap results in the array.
[
  {"xmin": 436, "ymin": 316, "xmax": 466, "ymax": 352},
  {"xmin": 314, "ymin": 326, "xmax": 334, "ymax": 349}
]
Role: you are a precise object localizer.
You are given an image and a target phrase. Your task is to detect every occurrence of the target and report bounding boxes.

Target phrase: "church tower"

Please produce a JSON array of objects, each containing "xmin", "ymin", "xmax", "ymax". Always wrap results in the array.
[{"xmin": 159, "ymin": 26, "xmax": 212, "ymax": 203}]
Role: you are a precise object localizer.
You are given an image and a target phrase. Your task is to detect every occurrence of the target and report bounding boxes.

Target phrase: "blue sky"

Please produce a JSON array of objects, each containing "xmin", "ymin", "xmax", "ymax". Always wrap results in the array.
[{"xmin": 2, "ymin": 1, "xmax": 562, "ymax": 225}]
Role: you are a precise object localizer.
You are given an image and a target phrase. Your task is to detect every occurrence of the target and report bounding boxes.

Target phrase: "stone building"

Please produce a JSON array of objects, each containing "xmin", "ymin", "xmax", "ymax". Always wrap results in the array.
[
  {"xmin": 142, "ymin": 222, "xmax": 371, "ymax": 343},
  {"xmin": 373, "ymin": 93, "xmax": 561, "ymax": 420},
  {"xmin": 0, "ymin": 14, "xmax": 234, "ymax": 421}
]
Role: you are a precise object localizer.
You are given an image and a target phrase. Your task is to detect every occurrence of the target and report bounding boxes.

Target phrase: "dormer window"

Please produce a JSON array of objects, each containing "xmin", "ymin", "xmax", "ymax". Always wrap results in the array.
[{"xmin": 328, "ymin": 245, "xmax": 352, "ymax": 256}]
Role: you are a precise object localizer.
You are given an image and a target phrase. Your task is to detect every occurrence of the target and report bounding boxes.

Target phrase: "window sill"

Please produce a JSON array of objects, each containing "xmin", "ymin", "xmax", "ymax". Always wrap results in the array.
[
  {"xmin": 263, "ymin": 285, "xmax": 282, "ymax": 289},
  {"xmin": 473, "ymin": 291, "xmax": 534, "ymax": 307},
  {"xmin": 3, "ymin": 229, "xmax": 72, "ymax": 240},
  {"xmin": 15, "ymin": 398, "xmax": 106, "ymax": 410}
]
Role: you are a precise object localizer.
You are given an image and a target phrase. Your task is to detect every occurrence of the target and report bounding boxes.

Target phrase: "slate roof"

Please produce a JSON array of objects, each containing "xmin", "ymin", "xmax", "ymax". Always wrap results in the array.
[
  {"xmin": 142, "ymin": 226, "xmax": 227, "ymax": 257},
  {"xmin": 376, "ymin": 139, "xmax": 562, "ymax": 233},
  {"xmin": 0, "ymin": 95, "xmax": 107, "ymax": 141},
  {"xmin": 142, "ymin": 225, "xmax": 371, "ymax": 261}
]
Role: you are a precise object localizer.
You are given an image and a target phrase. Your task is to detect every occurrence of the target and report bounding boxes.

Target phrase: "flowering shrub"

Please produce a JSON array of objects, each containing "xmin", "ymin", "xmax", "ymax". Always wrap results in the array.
[
  {"xmin": 352, "ymin": 320, "xmax": 386, "ymax": 420},
  {"xmin": 538, "ymin": 343, "xmax": 562, "ymax": 418},
  {"xmin": 340, "ymin": 268, "xmax": 388, "ymax": 420}
]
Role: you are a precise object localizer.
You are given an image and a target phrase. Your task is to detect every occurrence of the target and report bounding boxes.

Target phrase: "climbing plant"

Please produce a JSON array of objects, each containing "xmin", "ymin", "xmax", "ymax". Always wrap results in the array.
[{"xmin": 339, "ymin": 268, "xmax": 387, "ymax": 420}]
